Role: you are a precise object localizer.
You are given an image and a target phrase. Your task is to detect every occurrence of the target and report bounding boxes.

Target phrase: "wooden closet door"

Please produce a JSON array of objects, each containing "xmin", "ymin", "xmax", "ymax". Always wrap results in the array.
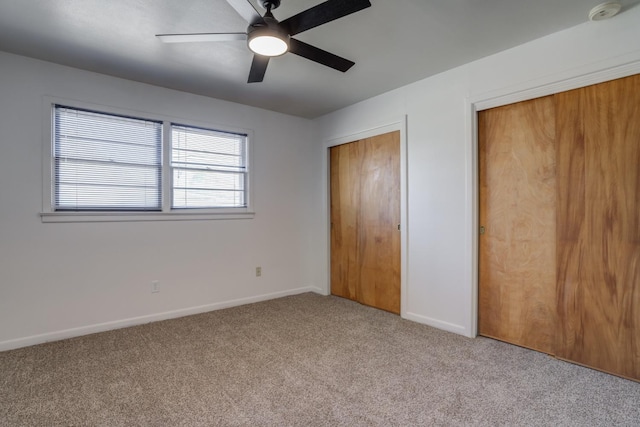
[
  {"xmin": 555, "ymin": 74, "xmax": 640, "ymax": 380},
  {"xmin": 478, "ymin": 96, "xmax": 557, "ymax": 354},
  {"xmin": 357, "ymin": 132, "xmax": 401, "ymax": 313},
  {"xmin": 330, "ymin": 141, "xmax": 361, "ymax": 301},
  {"xmin": 330, "ymin": 131, "xmax": 401, "ymax": 314}
]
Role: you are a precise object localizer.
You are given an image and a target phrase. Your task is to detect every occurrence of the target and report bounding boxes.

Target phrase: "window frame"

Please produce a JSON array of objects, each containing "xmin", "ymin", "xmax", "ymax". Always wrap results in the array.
[{"xmin": 41, "ymin": 97, "xmax": 254, "ymax": 223}]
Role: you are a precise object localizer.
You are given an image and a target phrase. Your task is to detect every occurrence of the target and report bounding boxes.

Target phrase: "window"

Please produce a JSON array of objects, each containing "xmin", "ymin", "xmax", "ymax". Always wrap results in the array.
[
  {"xmin": 43, "ymin": 102, "xmax": 253, "ymax": 222},
  {"xmin": 54, "ymin": 106, "xmax": 162, "ymax": 211},
  {"xmin": 171, "ymin": 125, "xmax": 247, "ymax": 209}
]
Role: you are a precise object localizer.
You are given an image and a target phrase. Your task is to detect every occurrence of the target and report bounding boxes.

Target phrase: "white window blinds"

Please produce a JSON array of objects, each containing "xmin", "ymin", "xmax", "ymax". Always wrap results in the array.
[
  {"xmin": 53, "ymin": 106, "xmax": 162, "ymax": 211},
  {"xmin": 171, "ymin": 124, "xmax": 247, "ymax": 208}
]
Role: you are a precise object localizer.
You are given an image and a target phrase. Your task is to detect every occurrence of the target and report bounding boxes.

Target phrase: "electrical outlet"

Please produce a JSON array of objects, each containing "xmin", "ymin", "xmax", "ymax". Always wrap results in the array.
[
  {"xmin": 151, "ymin": 280, "xmax": 160, "ymax": 293},
  {"xmin": 256, "ymin": 267, "xmax": 262, "ymax": 277}
]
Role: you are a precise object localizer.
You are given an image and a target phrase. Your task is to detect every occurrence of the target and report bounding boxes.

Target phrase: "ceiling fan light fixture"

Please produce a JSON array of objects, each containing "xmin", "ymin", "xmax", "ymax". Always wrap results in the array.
[
  {"xmin": 247, "ymin": 26, "xmax": 289, "ymax": 57},
  {"xmin": 248, "ymin": 34, "xmax": 288, "ymax": 56}
]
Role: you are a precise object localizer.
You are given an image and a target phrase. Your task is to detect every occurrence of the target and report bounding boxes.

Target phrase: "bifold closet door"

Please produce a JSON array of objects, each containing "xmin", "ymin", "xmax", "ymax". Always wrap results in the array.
[
  {"xmin": 330, "ymin": 131, "xmax": 401, "ymax": 314},
  {"xmin": 478, "ymin": 96, "xmax": 558, "ymax": 354},
  {"xmin": 555, "ymin": 74, "xmax": 640, "ymax": 380}
]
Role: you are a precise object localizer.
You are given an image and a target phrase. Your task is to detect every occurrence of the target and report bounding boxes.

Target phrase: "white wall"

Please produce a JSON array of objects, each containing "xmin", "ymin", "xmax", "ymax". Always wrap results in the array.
[
  {"xmin": 314, "ymin": 7, "xmax": 640, "ymax": 337},
  {"xmin": 0, "ymin": 52, "xmax": 321, "ymax": 350}
]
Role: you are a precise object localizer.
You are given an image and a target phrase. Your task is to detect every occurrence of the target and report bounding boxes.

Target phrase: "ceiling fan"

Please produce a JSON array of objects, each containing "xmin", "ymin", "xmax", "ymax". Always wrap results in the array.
[{"xmin": 156, "ymin": 0, "xmax": 371, "ymax": 83}]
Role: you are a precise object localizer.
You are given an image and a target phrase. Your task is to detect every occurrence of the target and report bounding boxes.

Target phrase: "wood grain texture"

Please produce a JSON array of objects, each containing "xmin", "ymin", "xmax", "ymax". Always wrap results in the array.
[
  {"xmin": 555, "ymin": 74, "xmax": 640, "ymax": 380},
  {"xmin": 478, "ymin": 96, "xmax": 557, "ymax": 354},
  {"xmin": 330, "ymin": 131, "xmax": 401, "ymax": 314},
  {"xmin": 357, "ymin": 132, "xmax": 401, "ymax": 314},
  {"xmin": 330, "ymin": 142, "xmax": 360, "ymax": 300}
]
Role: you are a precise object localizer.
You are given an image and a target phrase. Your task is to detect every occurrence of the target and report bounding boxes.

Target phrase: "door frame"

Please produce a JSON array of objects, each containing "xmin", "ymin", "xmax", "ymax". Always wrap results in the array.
[
  {"xmin": 465, "ymin": 60, "xmax": 640, "ymax": 338},
  {"xmin": 322, "ymin": 117, "xmax": 408, "ymax": 318}
]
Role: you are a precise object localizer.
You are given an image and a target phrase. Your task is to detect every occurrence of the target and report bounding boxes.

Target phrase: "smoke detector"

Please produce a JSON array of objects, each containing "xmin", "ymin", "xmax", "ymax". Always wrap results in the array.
[{"xmin": 589, "ymin": 1, "xmax": 622, "ymax": 21}]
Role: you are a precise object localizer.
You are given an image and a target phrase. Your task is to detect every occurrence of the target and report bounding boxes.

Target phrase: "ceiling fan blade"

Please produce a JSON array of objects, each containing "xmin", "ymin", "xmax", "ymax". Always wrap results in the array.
[
  {"xmin": 226, "ymin": 0, "xmax": 265, "ymax": 25},
  {"xmin": 280, "ymin": 0, "xmax": 371, "ymax": 36},
  {"xmin": 248, "ymin": 55, "xmax": 270, "ymax": 83},
  {"xmin": 288, "ymin": 38, "xmax": 354, "ymax": 72},
  {"xmin": 156, "ymin": 33, "xmax": 247, "ymax": 43}
]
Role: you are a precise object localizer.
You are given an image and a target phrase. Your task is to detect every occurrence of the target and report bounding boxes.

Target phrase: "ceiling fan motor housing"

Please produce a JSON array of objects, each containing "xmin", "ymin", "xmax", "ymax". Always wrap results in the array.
[{"xmin": 259, "ymin": 0, "xmax": 281, "ymax": 11}]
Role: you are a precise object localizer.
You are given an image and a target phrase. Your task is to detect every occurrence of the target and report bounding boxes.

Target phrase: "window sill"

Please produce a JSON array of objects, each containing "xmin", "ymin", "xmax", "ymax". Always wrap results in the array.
[{"xmin": 40, "ymin": 210, "xmax": 255, "ymax": 223}]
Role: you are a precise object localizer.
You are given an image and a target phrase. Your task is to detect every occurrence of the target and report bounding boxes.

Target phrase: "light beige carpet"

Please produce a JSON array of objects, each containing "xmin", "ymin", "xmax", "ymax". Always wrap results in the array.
[{"xmin": 1, "ymin": 293, "xmax": 638, "ymax": 426}]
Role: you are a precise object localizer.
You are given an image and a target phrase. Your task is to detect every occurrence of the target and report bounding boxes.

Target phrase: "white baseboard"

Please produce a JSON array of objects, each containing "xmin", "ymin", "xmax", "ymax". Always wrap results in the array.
[
  {"xmin": 308, "ymin": 286, "xmax": 325, "ymax": 295},
  {"xmin": 404, "ymin": 312, "xmax": 469, "ymax": 337},
  {"xmin": 0, "ymin": 286, "xmax": 321, "ymax": 352}
]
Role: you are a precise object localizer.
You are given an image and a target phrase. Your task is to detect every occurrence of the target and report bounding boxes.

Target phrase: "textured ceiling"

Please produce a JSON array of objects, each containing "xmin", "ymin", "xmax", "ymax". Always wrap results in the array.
[{"xmin": 0, "ymin": 0, "xmax": 637, "ymax": 118}]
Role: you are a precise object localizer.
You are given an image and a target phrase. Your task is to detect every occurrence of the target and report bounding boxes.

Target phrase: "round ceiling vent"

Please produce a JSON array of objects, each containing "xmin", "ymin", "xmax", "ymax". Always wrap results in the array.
[{"xmin": 589, "ymin": 1, "xmax": 622, "ymax": 21}]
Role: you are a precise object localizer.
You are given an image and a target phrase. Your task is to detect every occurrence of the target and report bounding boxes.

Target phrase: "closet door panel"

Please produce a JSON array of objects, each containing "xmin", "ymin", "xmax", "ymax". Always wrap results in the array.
[
  {"xmin": 330, "ymin": 142, "xmax": 361, "ymax": 300},
  {"xmin": 478, "ymin": 96, "xmax": 557, "ymax": 354},
  {"xmin": 555, "ymin": 74, "xmax": 640, "ymax": 380},
  {"xmin": 358, "ymin": 133, "xmax": 401, "ymax": 314}
]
